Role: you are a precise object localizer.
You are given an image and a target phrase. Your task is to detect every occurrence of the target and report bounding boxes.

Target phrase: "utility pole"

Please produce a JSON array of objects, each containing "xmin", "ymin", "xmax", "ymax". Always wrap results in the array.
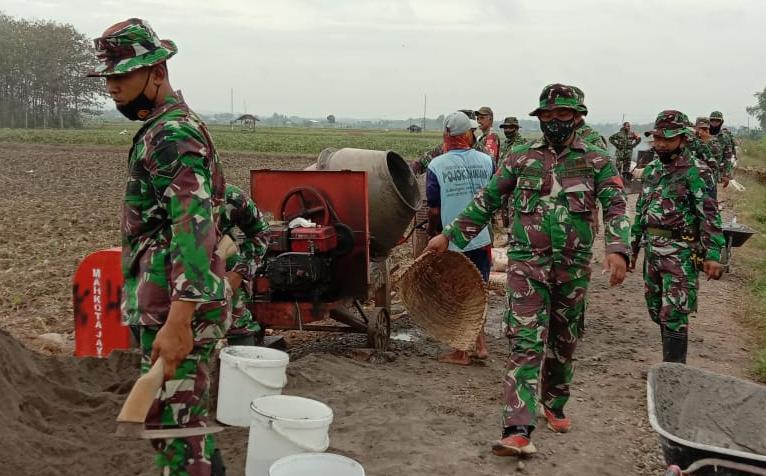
[
  {"xmin": 422, "ymin": 94, "xmax": 427, "ymax": 131},
  {"xmin": 230, "ymin": 88, "xmax": 234, "ymax": 130}
]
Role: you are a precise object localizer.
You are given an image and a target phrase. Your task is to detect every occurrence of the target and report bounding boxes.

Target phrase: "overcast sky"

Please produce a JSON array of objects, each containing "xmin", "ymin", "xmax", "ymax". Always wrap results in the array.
[{"xmin": 5, "ymin": 0, "xmax": 765, "ymax": 125}]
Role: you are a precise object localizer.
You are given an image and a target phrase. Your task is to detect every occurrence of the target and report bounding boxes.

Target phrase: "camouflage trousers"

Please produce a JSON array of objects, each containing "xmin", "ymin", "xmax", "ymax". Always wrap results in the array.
[
  {"xmin": 615, "ymin": 153, "xmax": 632, "ymax": 176},
  {"xmin": 227, "ymin": 286, "xmax": 261, "ymax": 337},
  {"xmin": 643, "ymin": 248, "xmax": 698, "ymax": 333},
  {"xmin": 140, "ymin": 326, "xmax": 217, "ymax": 476},
  {"xmin": 502, "ymin": 259, "xmax": 590, "ymax": 428}
]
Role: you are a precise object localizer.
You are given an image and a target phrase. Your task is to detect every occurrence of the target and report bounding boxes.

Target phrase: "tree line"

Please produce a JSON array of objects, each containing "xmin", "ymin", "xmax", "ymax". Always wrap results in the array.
[{"xmin": 0, "ymin": 13, "xmax": 107, "ymax": 129}]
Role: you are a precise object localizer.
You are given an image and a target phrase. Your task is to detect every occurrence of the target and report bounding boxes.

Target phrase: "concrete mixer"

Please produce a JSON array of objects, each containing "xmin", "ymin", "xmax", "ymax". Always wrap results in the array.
[
  {"xmin": 247, "ymin": 148, "xmax": 421, "ymax": 350},
  {"xmin": 71, "ymin": 148, "xmax": 419, "ymax": 356}
]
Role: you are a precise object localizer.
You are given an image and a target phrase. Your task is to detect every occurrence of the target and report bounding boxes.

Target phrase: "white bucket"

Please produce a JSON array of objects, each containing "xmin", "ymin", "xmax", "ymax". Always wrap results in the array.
[
  {"xmin": 269, "ymin": 453, "xmax": 364, "ymax": 476},
  {"xmin": 246, "ymin": 395, "xmax": 334, "ymax": 476},
  {"xmin": 216, "ymin": 346, "xmax": 289, "ymax": 427}
]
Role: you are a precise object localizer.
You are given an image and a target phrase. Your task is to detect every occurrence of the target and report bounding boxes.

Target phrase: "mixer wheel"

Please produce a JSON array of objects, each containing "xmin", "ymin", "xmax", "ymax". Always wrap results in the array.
[{"xmin": 366, "ymin": 307, "xmax": 391, "ymax": 351}]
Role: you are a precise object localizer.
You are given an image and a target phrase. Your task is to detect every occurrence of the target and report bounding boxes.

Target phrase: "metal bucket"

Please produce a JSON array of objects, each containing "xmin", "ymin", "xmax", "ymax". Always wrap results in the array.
[{"xmin": 310, "ymin": 148, "xmax": 421, "ymax": 258}]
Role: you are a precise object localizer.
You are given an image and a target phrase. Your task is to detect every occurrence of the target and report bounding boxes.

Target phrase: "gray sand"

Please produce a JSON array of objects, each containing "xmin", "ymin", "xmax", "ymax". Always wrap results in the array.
[{"xmin": 653, "ymin": 364, "xmax": 766, "ymax": 455}]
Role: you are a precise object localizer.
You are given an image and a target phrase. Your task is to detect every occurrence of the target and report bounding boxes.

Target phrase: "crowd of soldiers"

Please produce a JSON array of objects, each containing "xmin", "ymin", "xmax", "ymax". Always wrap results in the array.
[
  {"xmin": 87, "ymin": 15, "xmax": 738, "ymax": 474},
  {"xmin": 424, "ymin": 84, "xmax": 731, "ymax": 456}
]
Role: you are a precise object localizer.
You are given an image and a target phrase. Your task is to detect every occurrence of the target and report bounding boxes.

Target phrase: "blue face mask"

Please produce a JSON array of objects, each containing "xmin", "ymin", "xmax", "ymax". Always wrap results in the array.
[{"xmin": 540, "ymin": 118, "xmax": 576, "ymax": 145}]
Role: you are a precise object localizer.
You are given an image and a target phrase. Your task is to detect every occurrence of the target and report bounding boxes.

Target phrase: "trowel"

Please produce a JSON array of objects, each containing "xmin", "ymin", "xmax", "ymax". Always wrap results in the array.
[{"xmin": 115, "ymin": 357, "xmax": 224, "ymax": 439}]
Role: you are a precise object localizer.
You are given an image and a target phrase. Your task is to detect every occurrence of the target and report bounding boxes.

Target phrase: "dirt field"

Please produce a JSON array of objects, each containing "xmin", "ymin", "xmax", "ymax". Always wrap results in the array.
[{"xmin": 0, "ymin": 143, "xmax": 758, "ymax": 475}]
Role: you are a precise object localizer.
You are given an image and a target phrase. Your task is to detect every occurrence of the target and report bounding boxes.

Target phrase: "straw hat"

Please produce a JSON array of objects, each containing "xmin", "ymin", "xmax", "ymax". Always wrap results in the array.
[{"xmin": 399, "ymin": 251, "xmax": 488, "ymax": 351}]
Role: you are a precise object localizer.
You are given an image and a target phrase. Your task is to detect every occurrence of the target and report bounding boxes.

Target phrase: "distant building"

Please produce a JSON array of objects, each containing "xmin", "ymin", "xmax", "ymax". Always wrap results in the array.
[
  {"xmin": 407, "ymin": 124, "xmax": 423, "ymax": 133},
  {"xmin": 233, "ymin": 114, "xmax": 259, "ymax": 130}
]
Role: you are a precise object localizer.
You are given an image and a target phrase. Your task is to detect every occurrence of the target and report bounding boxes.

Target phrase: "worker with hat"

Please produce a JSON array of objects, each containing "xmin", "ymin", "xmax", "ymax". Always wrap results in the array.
[
  {"xmin": 708, "ymin": 111, "xmax": 735, "ymax": 185},
  {"xmin": 427, "ymin": 84, "xmax": 630, "ymax": 456},
  {"xmin": 425, "ymin": 111, "xmax": 494, "ymax": 365},
  {"xmin": 499, "ymin": 117, "xmax": 528, "ymax": 158},
  {"xmin": 630, "ymin": 110, "xmax": 724, "ymax": 364},
  {"xmin": 475, "ymin": 106, "xmax": 501, "ymax": 167},
  {"xmin": 88, "ymin": 18, "xmax": 229, "ymax": 475},
  {"xmin": 693, "ymin": 116, "xmax": 724, "ymax": 199},
  {"xmin": 411, "ymin": 109, "xmax": 483, "ymax": 175},
  {"xmin": 609, "ymin": 122, "xmax": 642, "ymax": 181}
]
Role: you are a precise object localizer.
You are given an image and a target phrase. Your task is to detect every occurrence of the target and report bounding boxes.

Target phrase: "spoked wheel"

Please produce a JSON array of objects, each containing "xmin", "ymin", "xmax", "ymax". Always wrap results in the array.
[
  {"xmin": 279, "ymin": 186, "xmax": 331, "ymax": 226},
  {"xmin": 366, "ymin": 307, "xmax": 391, "ymax": 351}
]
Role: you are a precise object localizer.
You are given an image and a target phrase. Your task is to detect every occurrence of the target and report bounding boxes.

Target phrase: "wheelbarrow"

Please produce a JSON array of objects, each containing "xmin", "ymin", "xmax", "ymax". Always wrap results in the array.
[
  {"xmin": 720, "ymin": 222, "xmax": 757, "ymax": 273},
  {"xmin": 647, "ymin": 363, "xmax": 766, "ymax": 475}
]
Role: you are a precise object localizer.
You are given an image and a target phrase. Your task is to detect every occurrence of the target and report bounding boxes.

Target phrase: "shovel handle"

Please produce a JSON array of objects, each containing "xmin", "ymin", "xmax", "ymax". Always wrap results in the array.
[{"xmin": 116, "ymin": 357, "xmax": 165, "ymax": 423}]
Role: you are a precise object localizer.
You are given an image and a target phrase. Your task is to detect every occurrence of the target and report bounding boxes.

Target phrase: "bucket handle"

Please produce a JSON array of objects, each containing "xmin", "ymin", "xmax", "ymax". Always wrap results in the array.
[
  {"xmin": 232, "ymin": 361, "xmax": 287, "ymax": 390},
  {"xmin": 269, "ymin": 420, "xmax": 330, "ymax": 453}
]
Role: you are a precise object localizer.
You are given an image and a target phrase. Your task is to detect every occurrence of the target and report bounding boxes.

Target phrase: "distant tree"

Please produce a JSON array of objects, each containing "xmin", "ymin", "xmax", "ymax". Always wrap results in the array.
[
  {"xmin": 0, "ymin": 13, "xmax": 108, "ymax": 128},
  {"xmin": 746, "ymin": 87, "xmax": 766, "ymax": 131},
  {"xmin": 326, "ymin": 114, "xmax": 336, "ymax": 124}
]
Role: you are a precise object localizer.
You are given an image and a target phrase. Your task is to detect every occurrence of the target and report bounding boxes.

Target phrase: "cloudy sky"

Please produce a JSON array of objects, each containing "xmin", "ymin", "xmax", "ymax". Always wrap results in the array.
[{"xmin": 5, "ymin": 0, "xmax": 765, "ymax": 125}]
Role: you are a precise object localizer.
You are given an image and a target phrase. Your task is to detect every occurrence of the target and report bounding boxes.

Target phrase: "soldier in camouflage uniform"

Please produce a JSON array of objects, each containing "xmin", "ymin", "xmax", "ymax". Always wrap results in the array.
[
  {"xmin": 608, "ymin": 122, "xmax": 642, "ymax": 180},
  {"xmin": 475, "ymin": 106, "xmax": 501, "ymax": 166},
  {"xmin": 499, "ymin": 116, "xmax": 528, "ymax": 158},
  {"xmin": 427, "ymin": 84, "xmax": 630, "ymax": 456},
  {"xmin": 693, "ymin": 117, "xmax": 725, "ymax": 199},
  {"xmin": 220, "ymin": 184, "xmax": 270, "ymax": 346},
  {"xmin": 709, "ymin": 111, "xmax": 735, "ymax": 185},
  {"xmin": 89, "ymin": 19, "xmax": 228, "ymax": 475},
  {"xmin": 630, "ymin": 111, "xmax": 724, "ymax": 364}
]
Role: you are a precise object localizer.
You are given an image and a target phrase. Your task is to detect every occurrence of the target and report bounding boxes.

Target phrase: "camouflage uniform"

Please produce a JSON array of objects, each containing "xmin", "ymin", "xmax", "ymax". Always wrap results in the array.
[
  {"xmin": 709, "ymin": 111, "xmax": 735, "ymax": 179},
  {"xmin": 477, "ymin": 128, "xmax": 501, "ymax": 166},
  {"xmin": 631, "ymin": 111, "xmax": 724, "ymax": 363},
  {"xmin": 443, "ymin": 84, "xmax": 630, "ymax": 430},
  {"xmin": 499, "ymin": 116, "xmax": 529, "ymax": 159},
  {"xmin": 89, "ymin": 19, "xmax": 228, "ymax": 475},
  {"xmin": 220, "ymin": 184, "xmax": 270, "ymax": 340},
  {"xmin": 608, "ymin": 129, "xmax": 641, "ymax": 176}
]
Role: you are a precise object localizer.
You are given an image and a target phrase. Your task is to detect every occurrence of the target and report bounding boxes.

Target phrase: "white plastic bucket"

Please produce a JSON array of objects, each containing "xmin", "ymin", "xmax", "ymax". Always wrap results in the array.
[
  {"xmin": 246, "ymin": 395, "xmax": 334, "ymax": 476},
  {"xmin": 216, "ymin": 346, "xmax": 289, "ymax": 427},
  {"xmin": 269, "ymin": 453, "xmax": 364, "ymax": 476}
]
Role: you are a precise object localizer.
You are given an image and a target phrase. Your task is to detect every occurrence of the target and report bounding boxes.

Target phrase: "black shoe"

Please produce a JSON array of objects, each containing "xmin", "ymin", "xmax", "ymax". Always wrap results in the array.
[
  {"xmin": 211, "ymin": 448, "xmax": 226, "ymax": 476},
  {"xmin": 662, "ymin": 328, "xmax": 688, "ymax": 363}
]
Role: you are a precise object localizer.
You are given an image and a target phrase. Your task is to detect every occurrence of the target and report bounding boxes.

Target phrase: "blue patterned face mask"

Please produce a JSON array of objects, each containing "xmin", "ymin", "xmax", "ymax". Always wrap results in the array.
[{"xmin": 540, "ymin": 118, "xmax": 576, "ymax": 145}]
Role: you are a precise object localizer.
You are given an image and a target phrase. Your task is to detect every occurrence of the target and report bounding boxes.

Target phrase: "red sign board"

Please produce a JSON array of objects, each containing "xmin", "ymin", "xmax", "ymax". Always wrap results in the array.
[{"xmin": 73, "ymin": 248, "xmax": 130, "ymax": 357}]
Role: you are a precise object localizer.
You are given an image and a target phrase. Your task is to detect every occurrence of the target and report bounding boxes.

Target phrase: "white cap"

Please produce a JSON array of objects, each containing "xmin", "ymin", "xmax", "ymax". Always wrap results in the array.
[{"xmin": 444, "ymin": 111, "xmax": 479, "ymax": 137}]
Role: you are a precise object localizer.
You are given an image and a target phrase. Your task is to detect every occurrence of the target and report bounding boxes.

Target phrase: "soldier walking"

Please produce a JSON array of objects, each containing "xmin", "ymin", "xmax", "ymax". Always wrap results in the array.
[
  {"xmin": 693, "ymin": 117, "xmax": 725, "ymax": 200},
  {"xmin": 709, "ymin": 111, "xmax": 735, "ymax": 186},
  {"xmin": 427, "ymin": 84, "xmax": 630, "ymax": 456},
  {"xmin": 89, "ymin": 18, "xmax": 229, "ymax": 475},
  {"xmin": 609, "ymin": 122, "xmax": 642, "ymax": 180},
  {"xmin": 630, "ymin": 111, "xmax": 724, "ymax": 364}
]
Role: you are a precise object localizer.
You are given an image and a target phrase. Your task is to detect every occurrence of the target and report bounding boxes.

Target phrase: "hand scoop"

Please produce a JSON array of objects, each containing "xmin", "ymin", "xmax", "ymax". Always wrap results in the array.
[{"xmin": 115, "ymin": 357, "xmax": 224, "ymax": 439}]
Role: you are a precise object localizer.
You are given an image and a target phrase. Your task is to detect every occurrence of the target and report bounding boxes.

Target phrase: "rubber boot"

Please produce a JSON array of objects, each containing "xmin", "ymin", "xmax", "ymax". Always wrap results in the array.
[
  {"xmin": 211, "ymin": 448, "xmax": 226, "ymax": 476},
  {"xmin": 661, "ymin": 328, "xmax": 688, "ymax": 364}
]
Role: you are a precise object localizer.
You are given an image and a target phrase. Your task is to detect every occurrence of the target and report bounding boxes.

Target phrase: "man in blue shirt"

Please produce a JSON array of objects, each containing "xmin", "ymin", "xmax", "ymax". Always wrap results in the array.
[{"xmin": 426, "ymin": 111, "xmax": 495, "ymax": 365}]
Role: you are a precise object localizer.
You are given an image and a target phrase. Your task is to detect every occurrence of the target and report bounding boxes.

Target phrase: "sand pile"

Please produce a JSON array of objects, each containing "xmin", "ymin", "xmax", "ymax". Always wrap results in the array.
[{"xmin": 0, "ymin": 329, "xmax": 153, "ymax": 475}]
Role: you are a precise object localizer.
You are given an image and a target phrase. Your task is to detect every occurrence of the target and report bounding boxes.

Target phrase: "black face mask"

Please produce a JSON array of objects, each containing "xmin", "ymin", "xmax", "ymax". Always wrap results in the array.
[
  {"xmin": 656, "ymin": 148, "xmax": 680, "ymax": 164},
  {"xmin": 709, "ymin": 124, "xmax": 722, "ymax": 135},
  {"xmin": 540, "ymin": 118, "xmax": 576, "ymax": 145},
  {"xmin": 116, "ymin": 72, "xmax": 159, "ymax": 121},
  {"xmin": 504, "ymin": 130, "xmax": 518, "ymax": 140}
]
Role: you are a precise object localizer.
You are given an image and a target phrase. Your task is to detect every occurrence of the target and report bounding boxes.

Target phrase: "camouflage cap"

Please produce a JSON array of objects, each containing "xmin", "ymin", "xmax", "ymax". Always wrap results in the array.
[
  {"xmin": 499, "ymin": 116, "xmax": 521, "ymax": 129},
  {"xmin": 530, "ymin": 83, "xmax": 588, "ymax": 116},
  {"xmin": 475, "ymin": 106, "xmax": 494, "ymax": 117},
  {"xmin": 87, "ymin": 18, "xmax": 177, "ymax": 77},
  {"xmin": 709, "ymin": 111, "xmax": 724, "ymax": 121},
  {"xmin": 695, "ymin": 116, "xmax": 710, "ymax": 128},
  {"xmin": 644, "ymin": 110, "xmax": 694, "ymax": 138}
]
